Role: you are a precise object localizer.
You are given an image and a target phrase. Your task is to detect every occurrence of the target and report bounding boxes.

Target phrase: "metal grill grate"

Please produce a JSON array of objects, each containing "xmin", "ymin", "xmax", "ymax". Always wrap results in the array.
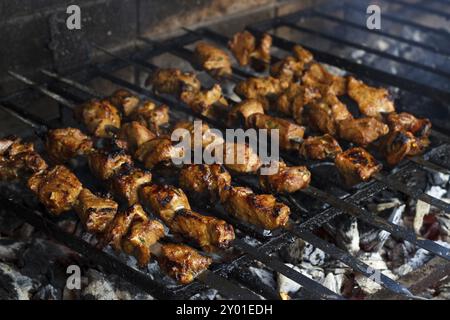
[{"xmin": 1, "ymin": 0, "xmax": 450, "ymax": 300}]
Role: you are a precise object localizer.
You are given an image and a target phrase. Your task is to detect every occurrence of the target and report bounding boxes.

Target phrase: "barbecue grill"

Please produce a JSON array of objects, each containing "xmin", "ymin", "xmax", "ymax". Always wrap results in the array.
[{"xmin": 1, "ymin": 0, "xmax": 450, "ymax": 300}]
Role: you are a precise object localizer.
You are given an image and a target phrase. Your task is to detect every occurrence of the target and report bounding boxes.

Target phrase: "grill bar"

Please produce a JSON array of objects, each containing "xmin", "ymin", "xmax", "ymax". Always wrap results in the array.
[
  {"xmin": 283, "ymin": 21, "xmax": 450, "ymax": 80},
  {"xmin": 388, "ymin": 0, "xmax": 450, "ymax": 20}
]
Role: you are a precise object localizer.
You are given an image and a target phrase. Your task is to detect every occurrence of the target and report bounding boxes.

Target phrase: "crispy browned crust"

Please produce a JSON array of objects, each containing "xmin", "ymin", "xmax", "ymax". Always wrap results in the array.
[
  {"xmin": 195, "ymin": 42, "xmax": 232, "ymax": 78},
  {"xmin": 299, "ymin": 134, "xmax": 342, "ymax": 160},
  {"xmin": 75, "ymin": 99, "xmax": 121, "ymax": 138},
  {"xmin": 347, "ymin": 77, "xmax": 395, "ymax": 119},
  {"xmin": 335, "ymin": 147, "xmax": 382, "ymax": 186},
  {"xmin": 45, "ymin": 127, "xmax": 93, "ymax": 163},
  {"xmin": 118, "ymin": 121, "xmax": 156, "ymax": 153},
  {"xmin": 87, "ymin": 148, "xmax": 133, "ymax": 181},
  {"xmin": 75, "ymin": 188, "xmax": 118, "ymax": 233},
  {"xmin": 259, "ymin": 162, "xmax": 311, "ymax": 194},
  {"xmin": 158, "ymin": 243, "xmax": 212, "ymax": 284},
  {"xmin": 109, "ymin": 167, "xmax": 152, "ymax": 205},
  {"xmin": 27, "ymin": 165, "xmax": 82, "ymax": 215},
  {"xmin": 337, "ymin": 117, "xmax": 389, "ymax": 146},
  {"xmin": 108, "ymin": 89, "xmax": 141, "ymax": 117},
  {"xmin": 148, "ymin": 68, "xmax": 201, "ymax": 96}
]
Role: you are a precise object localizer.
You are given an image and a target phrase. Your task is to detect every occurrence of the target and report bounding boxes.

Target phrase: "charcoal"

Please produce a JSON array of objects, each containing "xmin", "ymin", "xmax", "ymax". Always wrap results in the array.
[
  {"xmin": 82, "ymin": 269, "xmax": 118, "ymax": 300},
  {"xmin": 0, "ymin": 262, "xmax": 36, "ymax": 300},
  {"xmin": 334, "ymin": 216, "xmax": 360, "ymax": 254},
  {"xmin": 33, "ymin": 284, "xmax": 60, "ymax": 300},
  {"xmin": 0, "ymin": 238, "xmax": 27, "ymax": 262}
]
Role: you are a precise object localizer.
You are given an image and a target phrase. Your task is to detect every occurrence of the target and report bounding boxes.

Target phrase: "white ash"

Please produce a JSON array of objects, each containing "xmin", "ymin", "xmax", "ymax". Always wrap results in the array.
[
  {"xmin": 367, "ymin": 198, "xmax": 402, "ymax": 212},
  {"xmin": 240, "ymin": 235, "xmax": 261, "ymax": 247},
  {"xmin": 0, "ymin": 262, "xmax": 36, "ymax": 300},
  {"xmin": 414, "ymin": 200, "xmax": 431, "ymax": 235},
  {"xmin": 82, "ymin": 269, "xmax": 117, "ymax": 300},
  {"xmin": 428, "ymin": 172, "xmax": 450, "ymax": 187},
  {"xmin": 303, "ymin": 243, "xmax": 326, "ymax": 266},
  {"xmin": 33, "ymin": 284, "xmax": 59, "ymax": 300},
  {"xmin": 371, "ymin": 204, "xmax": 405, "ymax": 252},
  {"xmin": 437, "ymin": 214, "xmax": 450, "ymax": 242},
  {"xmin": 277, "ymin": 263, "xmax": 325, "ymax": 299},
  {"xmin": 426, "ymin": 186, "xmax": 448, "ymax": 200},
  {"xmin": 0, "ymin": 238, "xmax": 26, "ymax": 262},
  {"xmin": 321, "ymin": 272, "xmax": 345, "ymax": 295},
  {"xmin": 189, "ymin": 289, "xmax": 220, "ymax": 300},
  {"xmin": 249, "ymin": 266, "xmax": 276, "ymax": 289},
  {"xmin": 279, "ymin": 238, "xmax": 305, "ymax": 265},
  {"xmin": 354, "ymin": 252, "xmax": 398, "ymax": 295},
  {"xmin": 335, "ymin": 217, "xmax": 360, "ymax": 255},
  {"xmin": 394, "ymin": 241, "xmax": 450, "ymax": 277}
]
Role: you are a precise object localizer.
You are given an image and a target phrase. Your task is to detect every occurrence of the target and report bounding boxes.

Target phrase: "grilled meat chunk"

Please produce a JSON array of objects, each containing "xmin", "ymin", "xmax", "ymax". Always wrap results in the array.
[
  {"xmin": 220, "ymin": 186, "xmax": 290, "ymax": 229},
  {"xmin": 108, "ymin": 89, "xmax": 140, "ymax": 117},
  {"xmin": 234, "ymin": 76, "xmax": 288, "ymax": 111},
  {"xmin": 298, "ymin": 134, "xmax": 342, "ymax": 160},
  {"xmin": 147, "ymin": 68, "xmax": 201, "ymax": 96},
  {"xmin": 227, "ymin": 99, "xmax": 264, "ymax": 128},
  {"xmin": 158, "ymin": 244, "xmax": 212, "ymax": 284},
  {"xmin": 223, "ymin": 142, "xmax": 261, "ymax": 174},
  {"xmin": 276, "ymin": 83, "xmax": 321, "ymax": 117},
  {"xmin": 139, "ymin": 184, "xmax": 191, "ymax": 222},
  {"xmin": 179, "ymin": 164, "xmax": 231, "ymax": 204},
  {"xmin": 247, "ymin": 114, "xmax": 305, "ymax": 150},
  {"xmin": 87, "ymin": 147, "xmax": 133, "ymax": 180},
  {"xmin": 172, "ymin": 121, "xmax": 222, "ymax": 149},
  {"xmin": 109, "ymin": 167, "xmax": 152, "ymax": 205},
  {"xmin": 337, "ymin": 117, "xmax": 389, "ymax": 146},
  {"xmin": 45, "ymin": 128, "xmax": 93, "ymax": 163},
  {"xmin": 385, "ymin": 112, "xmax": 431, "ymax": 139},
  {"xmin": 118, "ymin": 121, "xmax": 156, "ymax": 153},
  {"xmin": 181, "ymin": 84, "xmax": 229, "ymax": 117},
  {"xmin": 259, "ymin": 162, "xmax": 311, "ymax": 194},
  {"xmin": 129, "ymin": 101, "xmax": 169, "ymax": 134},
  {"xmin": 75, "ymin": 188, "xmax": 118, "ymax": 233},
  {"xmin": 304, "ymin": 94, "xmax": 352, "ymax": 136},
  {"xmin": 102, "ymin": 204, "xmax": 148, "ymax": 251},
  {"xmin": 335, "ymin": 147, "xmax": 382, "ymax": 186},
  {"xmin": 270, "ymin": 45, "xmax": 313, "ymax": 81},
  {"xmin": 381, "ymin": 130, "xmax": 416, "ymax": 166},
  {"xmin": 302, "ymin": 63, "xmax": 347, "ymax": 96},
  {"xmin": 195, "ymin": 42, "xmax": 232, "ymax": 77},
  {"xmin": 122, "ymin": 219, "xmax": 165, "ymax": 267},
  {"xmin": 0, "ymin": 138, "xmax": 48, "ymax": 180},
  {"xmin": 135, "ymin": 137, "xmax": 185, "ymax": 169},
  {"xmin": 170, "ymin": 209, "xmax": 235, "ymax": 251},
  {"xmin": 347, "ymin": 77, "xmax": 395, "ymax": 119},
  {"xmin": 28, "ymin": 165, "xmax": 82, "ymax": 215},
  {"xmin": 75, "ymin": 99, "xmax": 121, "ymax": 138},
  {"xmin": 228, "ymin": 31, "xmax": 272, "ymax": 71}
]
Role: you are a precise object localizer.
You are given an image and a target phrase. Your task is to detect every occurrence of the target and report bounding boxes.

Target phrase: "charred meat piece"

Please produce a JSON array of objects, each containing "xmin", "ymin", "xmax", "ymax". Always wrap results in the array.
[
  {"xmin": 173, "ymin": 121, "xmax": 222, "ymax": 150},
  {"xmin": 259, "ymin": 162, "xmax": 311, "ymax": 194},
  {"xmin": 381, "ymin": 130, "xmax": 430, "ymax": 166},
  {"xmin": 228, "ymin": 31, "xmax": 272, "ymax": 71},
  {"xmin": 109, "ymin": 167, "xmax": 152, "ymax": 205},
  {"xmin": 170, "ymin": 209, "xmax": 235, "ymax": 251},
  {"xmin": 270, "ymin": 45, "xmax": 313, "ymax": 81},
  {"xmin": 135, "ymin": 137, "xmax": 184, "ymax": 169},
  {"xmin": 302, "ymin": 63, "xmax": 347, "ymax": 96},
  {"xmin": 139, "ymin": 184, "xmax": 191, "ymax": 222},
  {"xmin": 223, "ymin": 142, "xmax": 261, "ymax": 174},
  {"xmin": 108, "ymin": 89, "xmax": 140, "ymax": 117},
  {"xmin": 122, "ymin": 219, "xmax": 165, "ymax": 267},
  {"xmin": 385, "ymin": 112, "xmax": 431, "ymax": 139},
  {"xmin": 158, "ymin": 243, "xmax": 212, "ymax": 284},
  {"xmin": 195, "ymin": 42, "xmax": 232, "ymax": 77},
  {"xmin": 87, "ymin": 147, "xmax": 133, "ymax": 181},
  {"xmin": 227, "ymin": 99, "xmax": 264, "ymax": 128},
  {"xmin": 118, "ymin": 121, "xmax": 156, "ymax": 153},
  {"xmin": 28, "ymin": 165, "xmax": 83, "ymax": 215},
  {"xmin": 181, "ymin": 84, "xmax": 229, "ymax": 117},
  {"xmin": 347, "ymin": 77, "xmax": 395, "ymax": 119},
  {"xmin": 234, "ymin": 76, "xmax": 288, "ymax": 111},
  {"xmin": 102, "ymin": 204, "xmax": 148, "ymax": 251},
  {"xmin": 298, "ymin": 134, "xmax": 342, "ymax": 160},
  {"xmin": 304, "ymin": 94, "xmax": 352, "ymax": 136},
  {"xmin": 147, "ymin": 68, "xmax": 201, "ymax": 96},
  {"xmin": 247, "ymin": 114, "xmax": 305, "ymax": 150},
  {"xmin": 179, "ymin": 164, "xmax": 231, "ymax": 205},
  {"xmin": 0, "ymin": 138, "xmax": 48, "ymax": 180},
  {"xmin": 75, "ymin": 188, "xmax": 118, "ymax": 234},
  {"xmin": 335, "ymin": 147, "xmax": 382, "ymax": 186},
  {"xmin": 337, "ymin": 117, "xmax": 389, "ymax": 146},
  {"xmin": 129, "ymin": 101, "xmax": 170, "ymax": 134},
  {"xmin": 45, "ymin": 128, "xmax": 93, "ymax": 163},
  {"xmin": 220, "ymin": 186, "xmax": 290, "ymax": 230},
  {"xmin": 75, "ymin": 99, "xmax": 121, "ymax": 138},
  {"xmin": 276, "ymin": 83, "xmax": 321, "ymax": 117}
]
